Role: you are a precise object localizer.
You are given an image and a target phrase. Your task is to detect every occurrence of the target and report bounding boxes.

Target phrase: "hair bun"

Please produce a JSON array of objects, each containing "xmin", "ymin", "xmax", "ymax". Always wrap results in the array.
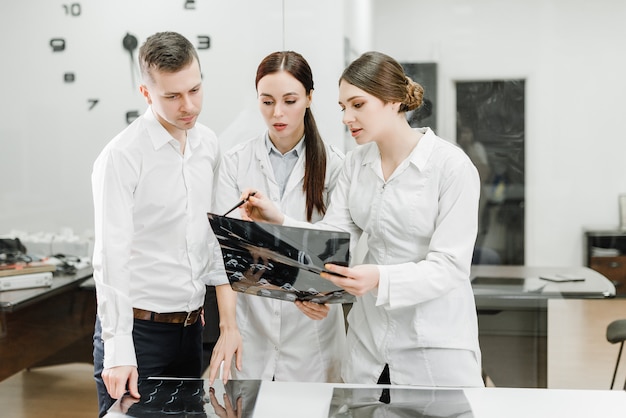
[{"xmin": 403, "ymin": 77, "xmax": 424, "ymax": 112}]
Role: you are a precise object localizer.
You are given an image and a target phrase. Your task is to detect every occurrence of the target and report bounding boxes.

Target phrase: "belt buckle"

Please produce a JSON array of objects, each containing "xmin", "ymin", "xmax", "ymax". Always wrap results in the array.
[{"xmin": 184, "ymin": 310, "xmax": 194, "ymax": 327}]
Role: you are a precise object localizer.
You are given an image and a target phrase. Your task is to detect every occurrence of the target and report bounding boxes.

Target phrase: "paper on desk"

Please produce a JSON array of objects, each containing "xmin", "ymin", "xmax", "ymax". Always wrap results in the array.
[{"xmin": 538, "ymin": 273, "xmax": 586, "ymax": 283}]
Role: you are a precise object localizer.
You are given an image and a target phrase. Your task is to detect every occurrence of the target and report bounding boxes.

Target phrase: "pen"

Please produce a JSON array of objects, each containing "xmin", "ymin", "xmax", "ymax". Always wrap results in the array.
[{"xmin": 223, "ymin": 192, "xmax": 257, "ymax": 216}]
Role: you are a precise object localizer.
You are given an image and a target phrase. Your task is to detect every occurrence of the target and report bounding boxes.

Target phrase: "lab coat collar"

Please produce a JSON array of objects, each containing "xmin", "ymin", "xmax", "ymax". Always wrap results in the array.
[
  {"xmin": 253, "ymin": 134, "xmax": 276, "ymax": 180},
  {"xmin": 254, "ymin": 131, "xmax": 306, "ymax": 195},
  {"xmin": 360, "ymin": 127, "xmax": 435, "ymax": 173},
  {"xmin": 283, "ymin": 151, "xmax": 306, "ymax": 195},
  {"xmin": 409, "ymin": 127, "xmax": 436, "ymax": 171}
]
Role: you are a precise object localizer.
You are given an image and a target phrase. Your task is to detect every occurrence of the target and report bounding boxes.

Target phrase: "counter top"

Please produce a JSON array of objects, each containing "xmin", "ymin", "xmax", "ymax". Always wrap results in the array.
[
  {"xmin": 0, "ymin": 265, "xmax": 95, "ymax": 380},
  {"xmin": 0, "ymin": 266, "xmax": 93, "ymax": 312},
  {"xmin": 470, "ymin": 265, "xmax": 614, "ymax": 309}
]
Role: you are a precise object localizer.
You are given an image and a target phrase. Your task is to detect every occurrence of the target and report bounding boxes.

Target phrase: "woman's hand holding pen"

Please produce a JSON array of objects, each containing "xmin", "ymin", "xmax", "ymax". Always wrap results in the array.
[
  {"xmin": 239, "ymin": 188, "xmax": 285, "ymax": 224},
  {"xmin": 321, "ymin": 264, "xmax": 380, "ymax": 296}
]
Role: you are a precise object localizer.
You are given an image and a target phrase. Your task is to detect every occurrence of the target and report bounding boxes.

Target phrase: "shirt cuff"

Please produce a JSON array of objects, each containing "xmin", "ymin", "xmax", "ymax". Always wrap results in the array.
[
  {"xmin": 375, "ymin": 265, "xmax": 390, "ymax": 307},
  {"xmin": 202, "ymin": 270, "xmax": 230, "ymax": 287},
  {"xmin": 103, "ymin": 334, "xmax": 137, "ymax": 369}
]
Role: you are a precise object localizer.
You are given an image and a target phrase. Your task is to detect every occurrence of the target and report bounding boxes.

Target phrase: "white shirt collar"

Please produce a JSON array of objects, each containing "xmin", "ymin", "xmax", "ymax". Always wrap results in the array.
[
  {"xmin": 264, "ymin": 132, "xmax": 305, "ymax": 157},
  {"xmin": 144, "ymin": 107, "xmax": 199, "ymax": 151}
]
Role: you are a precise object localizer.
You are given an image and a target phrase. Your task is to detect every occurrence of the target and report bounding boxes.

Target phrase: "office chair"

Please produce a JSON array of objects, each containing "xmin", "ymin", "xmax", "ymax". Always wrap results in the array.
[{"xmin": 607, "ymin": 319, "xmax": 626, "ymax": 390}]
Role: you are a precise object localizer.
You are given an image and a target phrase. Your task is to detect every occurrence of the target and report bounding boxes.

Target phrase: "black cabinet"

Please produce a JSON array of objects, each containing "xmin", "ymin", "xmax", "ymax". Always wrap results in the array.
[{"xmin": 585, "ymin": 230, "xmax": 626, "ymax": 296}]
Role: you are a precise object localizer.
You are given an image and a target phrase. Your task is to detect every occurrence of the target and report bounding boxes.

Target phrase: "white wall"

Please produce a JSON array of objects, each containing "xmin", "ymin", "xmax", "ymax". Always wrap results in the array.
[
  {"xmin": 341, "ymin": 0, "xmax": 373, "ymax": 153},
  {"xmin": 372, "ymin": 0, "xmax": 626, "ymax": 266},
  {"xmin": 0, "ymin": 0, "xmax": 345, "ymax": 241},
  {"xmin": 3, "ymin": 0, "xmax": 625, "ymax": 267},
  {"xmin": 343, "ymin": 0, "xmax": 373, "ymax": 59}
]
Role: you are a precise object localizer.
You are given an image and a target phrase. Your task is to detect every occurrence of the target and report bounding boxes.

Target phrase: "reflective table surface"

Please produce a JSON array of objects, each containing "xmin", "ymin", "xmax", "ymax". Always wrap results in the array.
[{"xmin": 106, "ymin": 378, "xmax": 626, "ymax": 418}]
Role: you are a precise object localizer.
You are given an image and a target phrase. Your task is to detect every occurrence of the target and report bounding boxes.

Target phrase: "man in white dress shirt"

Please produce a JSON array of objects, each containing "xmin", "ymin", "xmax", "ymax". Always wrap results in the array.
[{"xmin": 91, "ymin": 31, "xmax": 239, "ymax": 417}]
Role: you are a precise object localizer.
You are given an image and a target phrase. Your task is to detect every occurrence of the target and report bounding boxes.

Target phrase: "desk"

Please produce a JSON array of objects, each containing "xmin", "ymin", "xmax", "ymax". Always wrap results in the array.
[
  {"xmin": 471, "ymin": 265, "xmax": 615, "ymax": 302},
  {"xmin": 105, "ymin": 379, "xmax": 626, "ymax": 418},
  {"xmin": 470, "ymin": 265, "xmax": 615, "ymax": 389},
  {"xmin": 0, "ymin": 266, "xmax": 94, "ymax": 381}
]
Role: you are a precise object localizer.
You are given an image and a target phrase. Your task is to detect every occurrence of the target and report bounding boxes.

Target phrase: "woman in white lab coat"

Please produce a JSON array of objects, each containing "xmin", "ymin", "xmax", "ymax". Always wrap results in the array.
[
  {"xmin": 210, "ymin": 51, "xmax": 346, "ymax": 382},
  {"xmin": 240, "ymin": 51, "xmax": 485, "ymax": 387}
]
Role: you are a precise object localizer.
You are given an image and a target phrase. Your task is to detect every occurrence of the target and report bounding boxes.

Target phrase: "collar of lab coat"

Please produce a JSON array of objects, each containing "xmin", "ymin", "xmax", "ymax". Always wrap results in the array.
[
  {"xmin": 253, "ymin": 131, "xmax": 306, "ymax": 195},
  {"xmin": 360, "ymin": 127, "xmax": 434, "ymax": 173}
]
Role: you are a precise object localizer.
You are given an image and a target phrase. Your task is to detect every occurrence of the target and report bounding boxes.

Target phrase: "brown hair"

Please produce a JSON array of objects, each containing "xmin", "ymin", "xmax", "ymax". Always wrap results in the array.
[
  {"xmin": 139, "ymin": 32, "xmax": 200, "ymax": 83},
  {"xmin": 256, "ymin": 51, "xmax": 327, "ymax": 221},
  {"xmin": 340, "ymin": 51, "xmax": 424, "ymax": 112}
]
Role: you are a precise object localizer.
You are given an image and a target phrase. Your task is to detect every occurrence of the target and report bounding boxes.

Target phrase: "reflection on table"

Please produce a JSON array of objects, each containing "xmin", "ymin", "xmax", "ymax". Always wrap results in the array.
[
  {"xmin": 107, "ymin": 378, "xmax": 261, "ymax": 418},
  {"xmin": 106, "ymin": 379, "xmax": 626, "ymax": 418},
  {"xmin": 329, "ymin": 386, "xmax": 472, "ymax": 417}
]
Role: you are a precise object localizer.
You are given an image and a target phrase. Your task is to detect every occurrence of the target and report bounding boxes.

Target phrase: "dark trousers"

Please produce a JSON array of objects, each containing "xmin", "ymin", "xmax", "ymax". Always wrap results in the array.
[
  {"xmin": 93, "ymin": 315, "xmax": 203, "ymax": 417},
  {"xmin": 201, "ymin": 285, "xmax": 220, "ymax": 374}
]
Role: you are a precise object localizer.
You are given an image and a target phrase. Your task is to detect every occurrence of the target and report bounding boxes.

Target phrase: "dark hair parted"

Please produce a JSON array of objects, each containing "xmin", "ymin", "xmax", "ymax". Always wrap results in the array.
[
  {"xmin": 256, "ymin": 51, "xmax": 327, "ymax": 222},
  {"xmin": 139, "ymin": 32, "xmax": 200, "ymax": 83},
  {"xmin": 340, "ymin": 51, "xmax": 424, "ymax": 113}
]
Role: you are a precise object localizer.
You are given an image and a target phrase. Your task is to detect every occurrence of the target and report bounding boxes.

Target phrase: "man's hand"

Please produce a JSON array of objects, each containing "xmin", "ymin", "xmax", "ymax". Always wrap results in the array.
[
  {"xmin": 321, "ymin": 264, "xmax": 380, "ymax": 296},
  {"xmin": 102, "ymin": 365, "xmax": 140, "ymax": 400},
  {"xmin": 208, "ymin": 387, "xmax": 242, "ymax": 418},
  {"xmin": 118, "ymin": 393, "xmax": 141, "ymax": 413},
  {"xmin": 294, "ymin": 300, "xmax": 330, "ymax": 320},
  {"xmin": 209, "ymin": 284, "xmax": 243, "ymax": 386}
]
